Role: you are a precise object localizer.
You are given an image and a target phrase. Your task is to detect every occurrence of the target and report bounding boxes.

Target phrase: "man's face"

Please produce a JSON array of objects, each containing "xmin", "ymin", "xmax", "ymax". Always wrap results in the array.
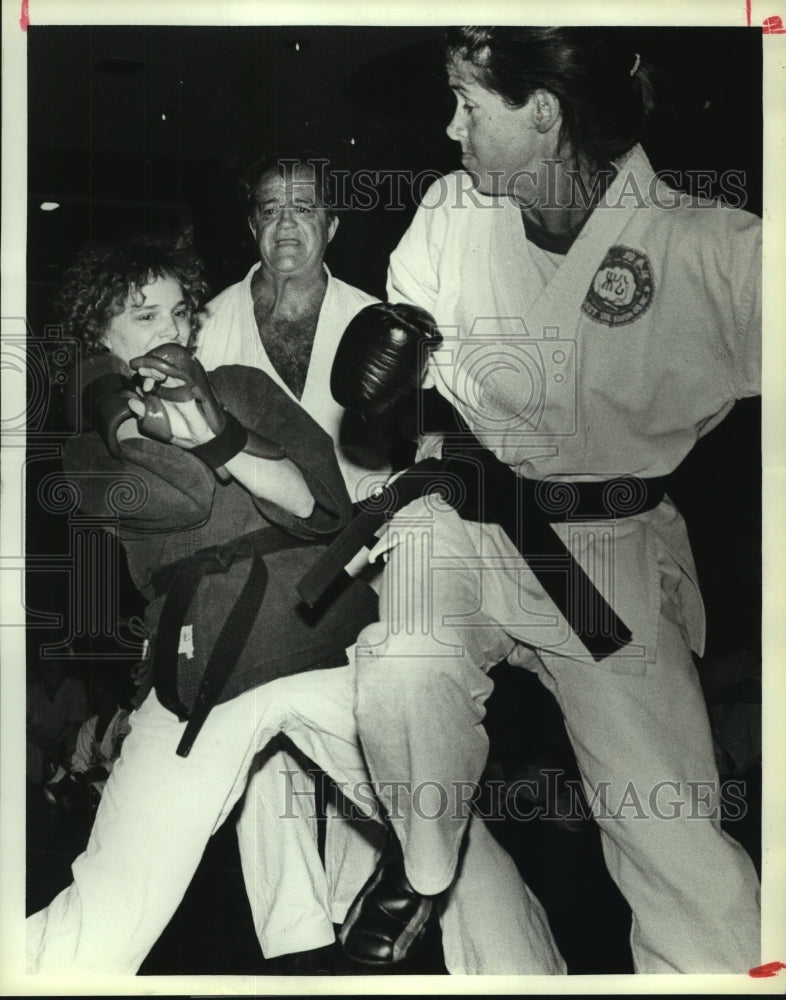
[{"xmin": 248, "ymin": 166, "xmax": 338, "ymax": 277}]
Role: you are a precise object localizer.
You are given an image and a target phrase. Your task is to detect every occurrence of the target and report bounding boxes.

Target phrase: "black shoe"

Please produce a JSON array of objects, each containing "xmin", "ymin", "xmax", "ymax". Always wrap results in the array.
[{"xmin": 339, "ymin": 842, "xmax": 434, "ymax": 966}]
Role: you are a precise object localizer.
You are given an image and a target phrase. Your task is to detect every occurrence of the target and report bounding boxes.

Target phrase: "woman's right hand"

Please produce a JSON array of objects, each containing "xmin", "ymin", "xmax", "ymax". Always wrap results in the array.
[
  {"xmin": 129, "ymin": 346, "xmax": 226, "ymax": 451},
  {"xmin": 128, "ymin": 390, "xmax": 215, "ymax": 450}
]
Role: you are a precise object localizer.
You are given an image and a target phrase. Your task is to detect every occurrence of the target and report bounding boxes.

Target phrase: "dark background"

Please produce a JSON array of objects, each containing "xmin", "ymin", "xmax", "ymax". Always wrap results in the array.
[
  {"xmin": 24, "ymin": 25, "xmax": 763, "ymax": 975},
  {"xmin": 27, "ymin": 26, "xmax": 763, "ymax": 302}
]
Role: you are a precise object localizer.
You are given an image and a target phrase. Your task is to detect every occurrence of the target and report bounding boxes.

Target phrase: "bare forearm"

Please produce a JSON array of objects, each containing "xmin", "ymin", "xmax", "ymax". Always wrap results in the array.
[
  {"xmin": 223, "ymin": 452, "xmax": 315, "ymax": 519},
  {"xmin": 121, "ymin": 411, "xmax": 315, "ymax": 518}
]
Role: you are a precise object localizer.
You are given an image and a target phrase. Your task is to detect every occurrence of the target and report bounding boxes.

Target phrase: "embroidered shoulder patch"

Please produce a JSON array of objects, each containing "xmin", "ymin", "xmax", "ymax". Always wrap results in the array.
[{"xmin": 581, "ymin": 245, "xmax": 653, "ymax": 326}]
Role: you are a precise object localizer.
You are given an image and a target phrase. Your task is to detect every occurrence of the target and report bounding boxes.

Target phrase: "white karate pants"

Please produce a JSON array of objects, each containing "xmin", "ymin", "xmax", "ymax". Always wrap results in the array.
[
  {"xmin": 353, "ymin": 503, "xmax": 761, "ymax": 974},
  {"xmin": 27, "ymin": 665, "xmax": 563, "ymax": 975}
]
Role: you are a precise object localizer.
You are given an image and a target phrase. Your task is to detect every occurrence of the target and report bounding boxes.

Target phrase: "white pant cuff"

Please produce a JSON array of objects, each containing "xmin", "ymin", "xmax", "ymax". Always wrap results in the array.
[{"xmin": 257, "ymin": 922, "xmax": 336, "ymax": 960}]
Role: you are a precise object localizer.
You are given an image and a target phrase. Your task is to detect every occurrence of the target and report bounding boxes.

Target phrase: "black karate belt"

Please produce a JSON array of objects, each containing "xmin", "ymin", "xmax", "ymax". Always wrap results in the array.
[
  {"xmin": 152, "ymin": 527, "xmax": 312, "ymax": 757},
  {"xmin": 297, "ymin": 446, "xmax": 669, "ymax": 662}
]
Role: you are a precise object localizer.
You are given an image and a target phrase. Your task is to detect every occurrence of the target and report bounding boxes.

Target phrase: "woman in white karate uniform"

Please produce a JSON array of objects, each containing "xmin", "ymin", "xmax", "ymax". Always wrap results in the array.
[{"xmin": 344, "ymin": 27, "xmax": 762, "ymax": 974}]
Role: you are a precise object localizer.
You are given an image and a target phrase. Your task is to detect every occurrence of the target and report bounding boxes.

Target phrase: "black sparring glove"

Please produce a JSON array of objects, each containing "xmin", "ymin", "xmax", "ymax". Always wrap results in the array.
[
  {"xmin": 63, "ymin": 352, "xmax": 136, "ymax": 458},
  {"xmin": 330, "ymin": 302, "xmax": 442, "ymax": 416},
  {"xmin": 129, "ymin": 343, "xmax": 286, "ymax": 470}
]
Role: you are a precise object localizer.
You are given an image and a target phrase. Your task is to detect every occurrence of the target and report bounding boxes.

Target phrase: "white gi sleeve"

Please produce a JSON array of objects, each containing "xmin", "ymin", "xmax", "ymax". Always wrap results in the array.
[
  {"xmin": 386, "ymin": 175, "xmax": 454, "ymax": 311},
  {"xmin": 731, "ymin": 214, "xmax": 761, "ymax": 398},
  {"xmin": 713, "ymin": 207, "xmax": 762, "ymax": 399}
]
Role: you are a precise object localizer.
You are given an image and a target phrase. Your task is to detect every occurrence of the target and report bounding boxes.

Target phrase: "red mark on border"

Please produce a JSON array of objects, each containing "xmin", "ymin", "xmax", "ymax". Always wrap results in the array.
[
  {"xmin": 19, "ymin": 0, "xmax": 29, "ymax": 30},
  {"xmin": 762, "ymin": 15, "xmax": 786, "ymax": 32},
  {"xmin": 749, "ymin": 961, "xmax": 786, "ymax": 978},
  {"xmin": 746, "ymin": 0, "xmax": 752, "ymax": 26}
]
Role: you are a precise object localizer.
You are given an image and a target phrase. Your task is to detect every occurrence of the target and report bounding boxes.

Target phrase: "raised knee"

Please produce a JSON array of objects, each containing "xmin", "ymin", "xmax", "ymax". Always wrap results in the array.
[{"xmin": 355, "ymin": 656, "xmax": 470, "ymax": 716}]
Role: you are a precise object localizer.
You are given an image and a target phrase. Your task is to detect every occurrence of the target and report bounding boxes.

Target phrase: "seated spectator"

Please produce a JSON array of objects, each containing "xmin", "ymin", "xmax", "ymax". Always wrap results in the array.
[
  {"xmin": 26, "ymin": 652, "xmax": 87, "ymax": 787},
  {"xmin": 44, "ymin": 674, "xmax": 131, "ymax": 810}
]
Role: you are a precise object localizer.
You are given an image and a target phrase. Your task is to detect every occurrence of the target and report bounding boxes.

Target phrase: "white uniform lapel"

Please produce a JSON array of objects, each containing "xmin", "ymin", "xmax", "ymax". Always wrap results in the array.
[
  {"xmin": 490, "ymin": 146, "xmax": 654, "ymax": 337},
  {"xmin": 299, "ymin": 265, "xmax": 336, "ymax": 414},
  {"xmin": 487, "ymin": 199, "xmax": 542, "ymax": 324}
]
